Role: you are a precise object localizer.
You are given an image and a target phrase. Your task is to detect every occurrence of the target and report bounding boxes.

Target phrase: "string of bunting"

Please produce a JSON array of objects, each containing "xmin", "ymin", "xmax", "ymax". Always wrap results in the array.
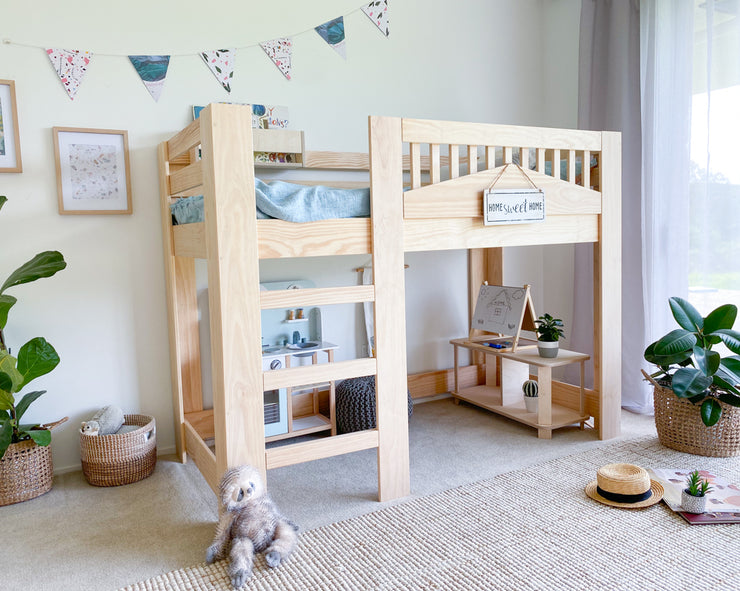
[{"xmin": 6, "ymin": 1, "xmax": 389, "ymax": 102}]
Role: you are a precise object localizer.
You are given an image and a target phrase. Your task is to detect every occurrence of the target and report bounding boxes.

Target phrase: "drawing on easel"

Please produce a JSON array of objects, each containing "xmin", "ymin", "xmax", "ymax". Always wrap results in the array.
[{"xmin": 471, "ymin": 284, "xmax": 537, "ymax": 351}]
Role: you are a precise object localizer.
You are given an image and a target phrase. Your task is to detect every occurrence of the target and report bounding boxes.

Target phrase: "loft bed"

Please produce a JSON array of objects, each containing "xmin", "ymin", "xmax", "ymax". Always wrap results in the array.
[{"xmin": 158, "ymin": 103, "xmax": 621, "ymax": 502}]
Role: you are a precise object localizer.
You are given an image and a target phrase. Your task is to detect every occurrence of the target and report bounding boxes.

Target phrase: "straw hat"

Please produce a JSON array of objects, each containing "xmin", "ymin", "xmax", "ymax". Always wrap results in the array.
[{"xmin": 585, "ymin": 463, "xmax": 664, "ymax": 509}]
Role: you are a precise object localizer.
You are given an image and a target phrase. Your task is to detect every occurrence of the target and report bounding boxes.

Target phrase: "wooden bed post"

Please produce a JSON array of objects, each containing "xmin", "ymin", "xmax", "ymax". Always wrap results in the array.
[
  {"xmin": 595, "ymin": 131, "xmax": 622, "ymax": 439},
  {"xmin": 468, "ymin": 248, "xmax": 504, "ymax": 369},
  {"xmin": 200, "ymin": 104, "xmax": 267, "ymax": 480},
  {"xmin": 369, "ymin": 116, "xmax": 410, "ymax": 501},
  {"xmin": 158, "ymin": 142, "xmax": 203, "ymax": 463}
]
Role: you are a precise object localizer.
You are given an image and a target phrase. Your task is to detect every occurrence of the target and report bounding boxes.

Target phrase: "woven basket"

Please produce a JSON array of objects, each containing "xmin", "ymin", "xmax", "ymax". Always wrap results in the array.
[
  {"xmin": 0, "ymin": 440, "xmax": 54, "ymax": 506},
  {"xmin": 80, "ymin": 414, "xmax": 157, "ymax": 486},
  {"xmin": 652, "ymin": 381, "xmax": 740, "ymax": 457}
]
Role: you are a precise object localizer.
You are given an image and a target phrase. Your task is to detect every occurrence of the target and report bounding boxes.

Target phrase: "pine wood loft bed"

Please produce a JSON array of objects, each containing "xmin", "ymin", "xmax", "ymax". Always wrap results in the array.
[{"xmin": 158, "ymin": 103, "xmax": 621, "ymax": 503}]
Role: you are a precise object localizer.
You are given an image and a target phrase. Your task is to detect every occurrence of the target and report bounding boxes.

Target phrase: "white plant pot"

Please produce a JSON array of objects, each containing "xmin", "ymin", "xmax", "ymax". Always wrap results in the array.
[
  {"xmin": 537, "ymin": 340, "xmax": 559, "ymax": 358},
  {"xmin": 524, "ymin": 396, "xmax": 538, "ymax": 413},
  {"xmin": 681, "ymin": 489, "xmax": 707, "ymax": 514}
]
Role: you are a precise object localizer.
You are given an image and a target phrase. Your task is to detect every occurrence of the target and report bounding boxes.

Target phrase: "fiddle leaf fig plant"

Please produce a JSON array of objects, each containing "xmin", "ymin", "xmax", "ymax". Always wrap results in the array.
[
  {"xmin": 0, "ymin": 196, "xmax": 66, "ymax": 459},
  {"xmin": 644, "ymin": 297, "xmax": 740, "ymax": 427}
]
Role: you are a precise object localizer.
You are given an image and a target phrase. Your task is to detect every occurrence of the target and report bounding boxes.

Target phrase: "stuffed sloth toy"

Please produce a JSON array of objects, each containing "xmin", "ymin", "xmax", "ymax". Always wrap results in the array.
[
  {"xmin": 206, "ymin": 464, "xmax": 298, "ymax": 588},
  {"xmin": 79, "ymin": 405, "xmax": 125, "ymax": 436}
]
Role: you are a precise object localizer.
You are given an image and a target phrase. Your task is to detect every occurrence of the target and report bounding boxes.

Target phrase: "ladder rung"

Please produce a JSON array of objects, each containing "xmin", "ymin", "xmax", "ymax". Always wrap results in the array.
[
  {"xmin": 260, "ymin": 285, "xmax": 375, "ymax": 309},
  {"xmin": 263, "ymin": 358, "xmax": 376, "ymax": 390}
]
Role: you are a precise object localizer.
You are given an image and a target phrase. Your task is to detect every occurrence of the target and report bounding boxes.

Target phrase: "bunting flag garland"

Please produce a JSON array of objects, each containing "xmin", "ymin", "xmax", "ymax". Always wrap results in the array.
[
  {"xmin": 315, "ymin": 16, "xmax": 347, "ymax": 59},
  {"xmin": 45, "ymin": 48, "xmax": 92, "ymax": 100},
  {"xmin": 362, "ymin": 0, "xmax": 390, "ymax": 37},
  {"xmin": 201, "ymin": 49, "xmax": 235, "ymax": 92},
  {"xmin": 260, "ymin": 38, "xmax": 293, "ymax": 80},
  {"xmin": 129, "ymin": 55, "xmax": 170, "ymax": 102}
]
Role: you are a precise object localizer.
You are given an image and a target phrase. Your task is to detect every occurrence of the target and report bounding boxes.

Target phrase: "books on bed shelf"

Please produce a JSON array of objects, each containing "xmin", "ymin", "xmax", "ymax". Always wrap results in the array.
[{"xmin": 648, "ymin": 468, "xmax": 740, "ymax": 525}]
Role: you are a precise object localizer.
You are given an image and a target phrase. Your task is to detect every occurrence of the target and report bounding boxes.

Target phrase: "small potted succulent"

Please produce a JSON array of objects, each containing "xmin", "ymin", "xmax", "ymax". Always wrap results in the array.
[
  {"xmin": 534, "ymin": 313, "xmax": 564, "ymax": 358},
  {"xmin": 681, "ymin": 470, "xmax": 713, "ymax": 514},
  {"xmin": 522, "ymin": 379, "xmax": 538, "ymax": 413}
]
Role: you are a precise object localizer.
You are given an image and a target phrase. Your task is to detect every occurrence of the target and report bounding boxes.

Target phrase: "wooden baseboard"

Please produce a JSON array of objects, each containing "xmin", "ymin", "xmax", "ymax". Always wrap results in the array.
[{"xmin": 408, "ymin": 364, "xmax": 482, "ymax": 399}]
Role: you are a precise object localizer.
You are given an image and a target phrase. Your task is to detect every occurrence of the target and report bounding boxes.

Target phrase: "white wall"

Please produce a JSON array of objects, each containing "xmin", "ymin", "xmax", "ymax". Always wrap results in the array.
[{"xmin": 1, "ymin": 0, "xmax": 581, "ymax": 472}]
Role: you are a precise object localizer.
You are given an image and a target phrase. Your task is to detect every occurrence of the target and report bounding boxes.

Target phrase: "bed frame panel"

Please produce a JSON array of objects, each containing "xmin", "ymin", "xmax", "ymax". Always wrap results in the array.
[{"xmin": 158, "ymin": 104, "xmax": 621, "ymax": 500}]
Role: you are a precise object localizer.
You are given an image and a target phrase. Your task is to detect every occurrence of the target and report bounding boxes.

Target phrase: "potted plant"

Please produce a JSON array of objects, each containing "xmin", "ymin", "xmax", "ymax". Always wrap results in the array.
[
  {"xmin": 522, "ymin": 379, "xmax": 538, "ymax": 413},
  {"xmin": 643, "ymin": 296, "xmax": 740, "ymax": 457},
  {"xmin": 534, "ymin": 313, "xmax": 564, "ymax": 358},
  {"xmin": 681, "ymin": 470, "xmax": 713, "ymax": 514},
  {"xmin": 0, "ymin": 196, "xmax": 67, "ymax": 505}
]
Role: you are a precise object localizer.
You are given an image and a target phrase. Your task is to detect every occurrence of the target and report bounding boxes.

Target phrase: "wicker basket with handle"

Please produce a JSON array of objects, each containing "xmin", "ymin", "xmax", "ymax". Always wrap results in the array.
[
  {"xmin": 644, "ymin": 370, "xmax": 740, "ymax": 457},
  {"xmin": 0, "ymin": 417, "xmax": 68, "ymax": 506},
  {"xmin": 80, "ymin": 414, "xmax": 156, "ymax": 486}
]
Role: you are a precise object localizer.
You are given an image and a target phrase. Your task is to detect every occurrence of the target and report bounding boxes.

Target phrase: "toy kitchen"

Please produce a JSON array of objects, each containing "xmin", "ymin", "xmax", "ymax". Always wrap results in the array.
[{"xmin": 261, "ymin": 280, "xmax": 338, "ymax": 441}]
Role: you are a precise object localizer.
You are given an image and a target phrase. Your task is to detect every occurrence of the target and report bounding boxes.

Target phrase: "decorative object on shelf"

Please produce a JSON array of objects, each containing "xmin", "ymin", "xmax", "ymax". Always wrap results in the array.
[
  {"xmin": 534, "ymin": 313, "xmax": 564, "ymax": 358},
  {"xmin": 80, "ymin": 414, "xmax": 156, "ymax": 486},
  {"xmin": 471, "ymin": 283, "xmax": 537, "ymax": 352},
  {"xmin": 522, "ymin": 379, "xmax": 538, "ymax": 413},
  {"xmin": 0, "ymin": 196, "xmax": 67, "ymax": 505},
  {"xmin": 0, "ymin": 80, "xmax": 22, "ymax": 173},
  {"xmin": 681, "ymin": 470, "xmax": 713, "ymax": 514},
  {"xmin": 336, "ymin": 375, "xmax": 412, "ymax": 434},
  {"xmin": 643, "ymin": 296, "xmax": 740, "ymax": 457},
  {"xmin": 53, "ymin": 127, "xmax": 133, "ymax": 215},
  {"xmin": 584, "ymin": 463, "xmax": 664, "ymax": 509}
]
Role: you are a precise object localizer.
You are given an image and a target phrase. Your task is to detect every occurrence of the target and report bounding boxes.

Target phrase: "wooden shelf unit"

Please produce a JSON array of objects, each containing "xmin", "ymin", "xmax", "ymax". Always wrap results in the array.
[{"xmin": 450, "ymin": 337, "xmax": 590, "ymax": 439}]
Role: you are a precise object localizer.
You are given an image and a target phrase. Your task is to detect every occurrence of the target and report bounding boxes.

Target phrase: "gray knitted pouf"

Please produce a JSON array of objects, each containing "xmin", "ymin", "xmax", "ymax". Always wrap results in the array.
[{"xmin": 336, "ymin": 375, "xmax": 413, "ymax": 434}]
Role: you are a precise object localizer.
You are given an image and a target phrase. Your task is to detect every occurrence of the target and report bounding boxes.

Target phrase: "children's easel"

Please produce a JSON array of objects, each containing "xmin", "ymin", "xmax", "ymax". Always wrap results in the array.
[{"xmin": 470, "ymin": 283, "xmax": 537, "ymax": 352}]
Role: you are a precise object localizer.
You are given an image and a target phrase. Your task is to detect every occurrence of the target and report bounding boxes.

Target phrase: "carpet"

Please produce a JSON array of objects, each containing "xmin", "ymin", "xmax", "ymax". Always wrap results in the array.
[{"xmin": 121, "ymin": 437, "xmax": 740, "ymax": 591}]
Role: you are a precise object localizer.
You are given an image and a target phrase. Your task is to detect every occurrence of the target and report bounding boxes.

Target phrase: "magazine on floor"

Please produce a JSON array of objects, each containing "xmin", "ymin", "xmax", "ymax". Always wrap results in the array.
[{"xmin": 648, "ymin": 468, "xmax": 740, "ymax": 525}]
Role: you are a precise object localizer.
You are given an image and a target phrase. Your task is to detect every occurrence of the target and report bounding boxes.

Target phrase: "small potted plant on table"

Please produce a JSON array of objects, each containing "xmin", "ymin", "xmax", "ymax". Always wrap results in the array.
[
  {"xmin": 522, "ymin": 379, "xmax": 539, "ymax": 413},
  {"xmin": 682, "ymin": 470, "xmax": 713, "ymax": 514},
  {"xmin": 534, "ymin": 313, "xmax": 564, "ymax": 358}
]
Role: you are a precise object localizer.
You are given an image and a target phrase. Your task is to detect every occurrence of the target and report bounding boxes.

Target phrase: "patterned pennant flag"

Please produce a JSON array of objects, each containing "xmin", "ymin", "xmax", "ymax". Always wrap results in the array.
[
  {"xmin": 200, "ymin": 49, "xmax": 235, "ymax": 92},
  {"xmin": 129, "ymin": 55, "xmax": 170, "ymax": 102},
  {"xmin": 45, "ymin": 48, "xmax": 92, "ymax": 100},
  {"xmin": 362, "ymin": 0, "xmax": 390, "ymax": 37},
  {"xmin": 260, "ymin": 38, "xmax": 293, "ymax": 80},
  {"xmin": 315, "ymin": 16, "xmax": 346, "ymax": 60}
]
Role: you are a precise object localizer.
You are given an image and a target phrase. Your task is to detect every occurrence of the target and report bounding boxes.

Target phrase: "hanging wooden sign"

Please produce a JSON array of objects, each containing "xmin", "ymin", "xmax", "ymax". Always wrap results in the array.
[{"xmin": 483, "ymin": 188, "xmax": 545, "ymax": 226}]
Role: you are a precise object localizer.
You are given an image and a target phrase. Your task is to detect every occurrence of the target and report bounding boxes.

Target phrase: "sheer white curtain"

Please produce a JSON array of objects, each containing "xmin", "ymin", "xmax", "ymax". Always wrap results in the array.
[{"xmin": 640, "ymin": 0, "xmax": 693, "ymax": 379}]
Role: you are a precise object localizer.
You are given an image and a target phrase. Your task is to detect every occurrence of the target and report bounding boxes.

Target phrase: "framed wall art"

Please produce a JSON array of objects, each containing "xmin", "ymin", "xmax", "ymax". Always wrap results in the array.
[
  {"xmin": 53, "ymin": 127, "xmax": 132, "ymax": 215},
  {"xmin": 0, "ymin": 80, "xmax": 23, "ymax": 173}
]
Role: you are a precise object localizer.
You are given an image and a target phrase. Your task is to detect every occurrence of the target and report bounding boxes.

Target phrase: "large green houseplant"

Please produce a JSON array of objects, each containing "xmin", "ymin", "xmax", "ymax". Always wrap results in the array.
[
  {"xmin": 0, "ymin": 196, "xmax": 67, "ymax": 469},
  {"xmin": 644, "ymin": 296, "xmax": 740, "ymax": 457}
]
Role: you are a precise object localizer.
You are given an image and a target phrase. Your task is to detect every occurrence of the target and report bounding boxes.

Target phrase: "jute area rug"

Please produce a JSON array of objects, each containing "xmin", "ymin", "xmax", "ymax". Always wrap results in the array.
[{"xmin": 121, "ymin": 437, "xmax": 740, "ymax": 591}]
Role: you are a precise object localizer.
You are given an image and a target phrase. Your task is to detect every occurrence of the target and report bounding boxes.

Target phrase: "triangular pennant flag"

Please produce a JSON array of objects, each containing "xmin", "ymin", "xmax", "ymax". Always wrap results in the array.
[
  {"xmin": 260, "ymin": 38, "xmax": 293, "ymax": 80},
  {"xmin": 129, "ymin": 55, "xmax": 170, "ymax": 102},
  {"xmin": 200, "ymin": 49, "xmax": 235, "ymax": 92},
  {"xmin": 45, "ymin": 48, "xmax": 92, "ymax": 100},
  {"xmin": 362, "ymin": 0, "xmax": 390, "ymax": 37},
  {"xmin": 315, "ymin": 16, "xmax": 347, "ymax": 60}
]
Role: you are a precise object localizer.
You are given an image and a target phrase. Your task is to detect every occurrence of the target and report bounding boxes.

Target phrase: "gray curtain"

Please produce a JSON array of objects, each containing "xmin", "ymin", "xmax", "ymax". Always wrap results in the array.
[{"xmin": 575, "ymin": 0, "xmax": 651, "ymax": 412}]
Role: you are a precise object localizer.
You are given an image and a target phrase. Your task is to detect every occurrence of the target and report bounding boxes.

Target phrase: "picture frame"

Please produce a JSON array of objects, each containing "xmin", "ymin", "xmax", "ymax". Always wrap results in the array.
[
  {"xmin": 53, "ymin": 127, "xmax": 132, "ymax": 215},
  {"xmin": 0, "ymin": 80, "xmax": 23, "ymax": 173}
]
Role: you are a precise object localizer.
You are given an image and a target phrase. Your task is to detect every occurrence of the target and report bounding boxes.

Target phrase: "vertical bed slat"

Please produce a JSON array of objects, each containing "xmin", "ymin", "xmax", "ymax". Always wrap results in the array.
[
  {"xmin": 369, "ymin": 116, "xmax": 410, "ymax": 502},
  {"xmin": 553, "ymin": 149, "xmax": 561, "ymax": 179},
  {"xmin": 450, "ymin": 145, "xmax": 460, "ymax": 179},
  {"xmin": 503, "ymin": 147, "xmax": 513, "ymax": 164},
  {"xmin": 583, "ymin": 150, "xmax": 591, "ymax": 188},
  {"xmin": 536, "ymin": 148, "xmax": 546, "ymax": 173},
  {"xmin": 430, "ymin": 144, "xmax": 441, "ymax": 184},
  {"xmin": 468, "ymin": 145, "xmax": 478, "ymax": 174},
  {"xmin": 485, "ymin": 146, "xmax": 495, "ymax": 170},
  {"xmin": 200, "ymin": 104, "xmax": 267, "ymax": 480},
  {"xmin": 410, "ymin": 143, "xmax": 422, "ymax": 189},
  {"xmin": 568, "ymin": 149, "xmax": 576, "ymax": 183}
]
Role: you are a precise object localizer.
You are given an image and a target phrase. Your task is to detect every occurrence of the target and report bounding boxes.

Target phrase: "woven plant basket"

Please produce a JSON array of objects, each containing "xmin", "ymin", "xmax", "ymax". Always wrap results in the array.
[
  {"xmin": 80, "ymin": 414, "xmax": 156, "ymax": 486},
  {"xmin": 0, "ymin": 440, "xmax": 54, "ymax": 506},
  {"xmin": 651, "ymin": 379, "xmax": 740, "ymax": 458}
]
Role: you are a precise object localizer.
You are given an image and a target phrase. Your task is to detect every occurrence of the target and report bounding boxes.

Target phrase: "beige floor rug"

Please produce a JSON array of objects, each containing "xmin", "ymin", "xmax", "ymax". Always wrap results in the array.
[{"xmin": 121, "ymin": 437, "xmax": 740, "ymax": 591}]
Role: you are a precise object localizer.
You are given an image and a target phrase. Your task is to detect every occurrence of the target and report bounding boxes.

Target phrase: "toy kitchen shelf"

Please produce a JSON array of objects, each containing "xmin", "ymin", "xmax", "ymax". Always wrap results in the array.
[
  {"xmin": 450, "ymin": 336, "xmax": 590, "ymax": 439},
  {"xmin": 262, "ymin": 341, "xmax": 338, "ymax": 443}
]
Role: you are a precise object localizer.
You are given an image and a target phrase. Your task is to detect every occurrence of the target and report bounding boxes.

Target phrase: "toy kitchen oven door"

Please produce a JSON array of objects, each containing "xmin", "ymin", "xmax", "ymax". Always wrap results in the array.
[{"xmin": 263, "ymin": 356, "xmax": 288, "ymax": 438}]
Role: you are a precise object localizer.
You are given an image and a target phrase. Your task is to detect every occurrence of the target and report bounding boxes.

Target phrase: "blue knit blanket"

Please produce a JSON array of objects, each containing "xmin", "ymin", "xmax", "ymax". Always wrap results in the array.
[{"xmin": 170, "ymin": 179, "xmax": 370, "ymax": 224}]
